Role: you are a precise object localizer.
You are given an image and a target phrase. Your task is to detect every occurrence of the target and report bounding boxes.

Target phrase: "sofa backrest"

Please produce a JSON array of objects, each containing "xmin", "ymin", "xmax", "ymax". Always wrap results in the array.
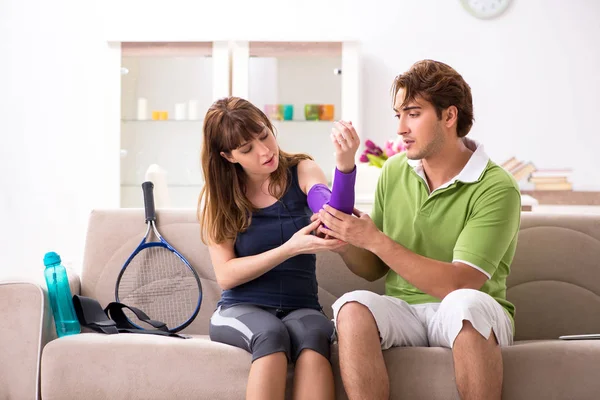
[
  {"xmin": 81, "ymin": 210, "xmax": 600, "ymax": 340},
  {"xmin": 507, "ymin": 213, "xmax": 600, "ymax": 340}
]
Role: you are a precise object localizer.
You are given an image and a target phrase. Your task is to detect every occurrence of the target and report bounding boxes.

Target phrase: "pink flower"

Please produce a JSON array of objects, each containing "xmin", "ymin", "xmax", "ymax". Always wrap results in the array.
[
  {"xmin": 366, "ymin": 148, "xmax": 383, "ymax": 156},
  {"xmin": 392, "ymin": 137, "xmax": 406, "ymax": 153},
  {"xmin": 361, "ymin": 137, "xmax": 406, "ymax": 166}
]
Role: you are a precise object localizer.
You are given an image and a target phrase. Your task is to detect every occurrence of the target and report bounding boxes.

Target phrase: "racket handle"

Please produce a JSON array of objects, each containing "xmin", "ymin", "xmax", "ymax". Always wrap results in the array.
[{"xmin": 142, "ymin": 181, "xmax": 157, "ymax": 222}]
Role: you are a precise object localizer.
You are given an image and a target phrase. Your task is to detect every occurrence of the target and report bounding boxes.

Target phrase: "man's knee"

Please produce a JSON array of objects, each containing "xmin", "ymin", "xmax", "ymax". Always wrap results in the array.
[
  {"xmin": 337, "ymin": 301, "xmax": 373, "ymax": 329},
  {"xmin": 434, "ymin": 288, "xmax": 511, "ymax": 347},
  {"xmin": 334, "ymin": 290, "xmax": 381, "ymax": 332},
  {"xmin": 440, "ymin": 288, "xmax": 491, "ymax": 313},
  {"xmin": 333, "ymin": 290, "xmax": 381, "ymax": 317}
]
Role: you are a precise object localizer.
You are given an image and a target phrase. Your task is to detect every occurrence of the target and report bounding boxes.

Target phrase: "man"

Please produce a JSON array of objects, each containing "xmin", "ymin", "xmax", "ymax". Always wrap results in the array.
[{"xmin": 318, "ymin": 59, "xmax": 520, "ymax": 400}]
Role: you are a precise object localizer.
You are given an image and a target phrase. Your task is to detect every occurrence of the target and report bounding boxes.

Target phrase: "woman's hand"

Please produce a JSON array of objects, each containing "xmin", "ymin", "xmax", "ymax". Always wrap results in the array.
[
  {"xmin": 332, "ymin": 121, "xmax": 360, "ymax": 173},
  {"xmin": 283, "ymin": 219, "xmax": 346, "ymax": 256},
  {"xmin": 310, "ymin": 213, "xmax": 350, "ymax": 254}
]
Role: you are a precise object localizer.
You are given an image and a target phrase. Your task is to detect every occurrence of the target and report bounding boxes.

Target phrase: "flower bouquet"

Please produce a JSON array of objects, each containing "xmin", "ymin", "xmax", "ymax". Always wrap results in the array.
[{"xmin": 359, "ymin": 137, "xmax": 407, "ymax": 168}]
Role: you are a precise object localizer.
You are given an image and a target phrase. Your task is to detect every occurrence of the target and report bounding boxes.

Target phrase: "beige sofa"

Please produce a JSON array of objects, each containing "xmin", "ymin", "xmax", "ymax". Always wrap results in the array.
[{"xmin": 4, "ymin": 210, "xmax": 600, "ymax": 399}]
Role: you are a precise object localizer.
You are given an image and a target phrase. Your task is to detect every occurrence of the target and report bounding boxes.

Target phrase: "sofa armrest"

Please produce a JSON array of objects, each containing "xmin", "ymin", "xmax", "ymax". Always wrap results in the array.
[
  {"xmin": 0, "ymin": 281, "xmax": 46, "ymax": 400},
  {"xmin": 0, "ymin": 269, "xmax": 80, "ymax": 400}
]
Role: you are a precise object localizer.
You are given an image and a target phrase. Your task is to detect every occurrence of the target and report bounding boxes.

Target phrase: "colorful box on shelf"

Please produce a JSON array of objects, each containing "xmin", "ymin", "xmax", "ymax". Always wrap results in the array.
[
  {"xmin": 151, "ymin": 111, "xmax": 169, "ymax": 120},
  {"xmin": 264, "ymin": 104, "xmax": 293, "ymax": 121},
  {"xmin": 304, "ymin": 104, "xmax": 334, "ymax": 121}
]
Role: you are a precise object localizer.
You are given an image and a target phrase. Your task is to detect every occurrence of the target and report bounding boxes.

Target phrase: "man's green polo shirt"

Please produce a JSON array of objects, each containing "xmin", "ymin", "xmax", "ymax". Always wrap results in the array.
[{"xmin": 370, "ymin": 143, "xmax": 521, "ymax": 321}]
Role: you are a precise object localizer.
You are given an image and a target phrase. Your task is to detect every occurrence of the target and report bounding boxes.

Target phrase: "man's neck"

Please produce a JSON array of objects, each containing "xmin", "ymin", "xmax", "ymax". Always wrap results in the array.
[{"xmin": 422, "ymin": 138, "xmax": 474, "ymax": 192}]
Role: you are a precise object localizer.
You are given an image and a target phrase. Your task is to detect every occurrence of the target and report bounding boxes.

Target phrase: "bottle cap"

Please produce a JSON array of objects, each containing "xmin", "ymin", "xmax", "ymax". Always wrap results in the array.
[{"xmin": 43, "ymin": 252, "xmax": 61, "ymax": 266}]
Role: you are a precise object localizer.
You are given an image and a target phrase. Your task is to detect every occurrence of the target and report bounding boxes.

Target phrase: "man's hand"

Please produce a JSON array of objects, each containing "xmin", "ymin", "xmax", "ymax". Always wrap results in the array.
[
  {"xmin": 310, "ymin": 213, "xmax": 350, "ymax": 253},
  {"xmin": 317, "ymin": 205, "xmax": 380, "ymax": 250}
]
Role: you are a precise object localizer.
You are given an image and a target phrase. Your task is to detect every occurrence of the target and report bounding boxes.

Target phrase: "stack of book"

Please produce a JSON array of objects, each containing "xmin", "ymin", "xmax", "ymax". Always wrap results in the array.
[
  {"xmin": 529, "ymin": 170, "xmax": 573, "ymax": 191},
  {"xmin": 499, "ymin": 157, "xmax": 573, "ymax": 191},
  {"xmin": 500, "ymin": 157, "xmax": 537, "ymax": 182}
]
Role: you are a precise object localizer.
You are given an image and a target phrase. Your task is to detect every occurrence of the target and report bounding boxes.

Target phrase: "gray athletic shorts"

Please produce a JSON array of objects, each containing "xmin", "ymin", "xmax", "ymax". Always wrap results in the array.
[{"xmin": 209, "ymin": 304, "xmax": 335, "ymax": 362}]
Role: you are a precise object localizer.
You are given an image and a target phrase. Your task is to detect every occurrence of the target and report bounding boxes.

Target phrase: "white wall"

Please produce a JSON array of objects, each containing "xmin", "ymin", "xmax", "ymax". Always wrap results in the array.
[
  {"xmin": 0, "ymin": 1, "xmax": 117, "ymax": 281},
  {"xmin": 2, "ymin": 0, "xmax": 600, "ymax": 281},
  {"xmin": 348, "ymin": 0, "xmax": 600, "ymax": 191}
]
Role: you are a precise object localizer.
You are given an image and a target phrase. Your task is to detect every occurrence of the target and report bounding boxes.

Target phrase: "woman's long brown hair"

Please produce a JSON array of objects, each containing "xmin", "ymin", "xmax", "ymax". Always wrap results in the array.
[{"xmin": 198, "ymin": 97, "xmax": 312, "ymax": 244}]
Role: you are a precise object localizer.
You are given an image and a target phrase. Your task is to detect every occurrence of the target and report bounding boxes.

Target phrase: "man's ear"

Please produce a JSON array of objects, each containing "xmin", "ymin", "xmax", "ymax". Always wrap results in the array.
[
  {"xmin": 443, "ymin": 105, "xmax": 459, "ymax": 130},
  {"xmin": 220, "ymin": 151, "xmax": 237, "ymax": 164}
]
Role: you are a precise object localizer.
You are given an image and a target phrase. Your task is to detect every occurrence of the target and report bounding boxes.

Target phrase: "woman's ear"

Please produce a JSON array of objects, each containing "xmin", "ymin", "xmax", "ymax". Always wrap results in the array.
[{"xmin": 220, "ymin": 151, "xmax": 237, "ymax": 164}]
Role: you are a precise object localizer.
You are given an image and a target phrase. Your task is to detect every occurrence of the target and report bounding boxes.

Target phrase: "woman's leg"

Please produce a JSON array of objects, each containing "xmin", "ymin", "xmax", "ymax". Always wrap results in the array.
[
  {"xmin": 247, "ymin": 352, "xmax": 288, "ymax": 400},
  {"xmin": 210, "ymin": 305, "xmax": 291, "ymax": 400},
  {"xmin": 282, "ymin": 308, "xmax": 335, "ymax": 400}
]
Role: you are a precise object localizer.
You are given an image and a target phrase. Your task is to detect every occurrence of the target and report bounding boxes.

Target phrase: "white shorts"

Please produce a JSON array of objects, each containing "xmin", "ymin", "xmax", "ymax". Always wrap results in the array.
[{"xmin": 331, "ymin": 288, "xmax": 513, "ymax": 350}]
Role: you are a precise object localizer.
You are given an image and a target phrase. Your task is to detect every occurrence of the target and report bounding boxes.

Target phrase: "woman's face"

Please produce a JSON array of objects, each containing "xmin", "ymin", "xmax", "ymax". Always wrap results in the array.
[{"xmin": 221, "ymin": 128, "xmax": 279, "ymax": 175}]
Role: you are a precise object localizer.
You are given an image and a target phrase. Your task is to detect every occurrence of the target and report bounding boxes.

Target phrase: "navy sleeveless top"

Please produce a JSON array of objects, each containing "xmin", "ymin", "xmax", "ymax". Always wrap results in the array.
[{"xmin": 218, "ymin": 165, "xmax": 321, "ymax": 311}]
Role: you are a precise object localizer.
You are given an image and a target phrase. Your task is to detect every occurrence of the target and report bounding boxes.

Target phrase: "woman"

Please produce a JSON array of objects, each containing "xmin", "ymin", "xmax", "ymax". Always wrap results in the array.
[{"xmin": 198, "ymin": 97, "xmax": 359, "ymax": 400}]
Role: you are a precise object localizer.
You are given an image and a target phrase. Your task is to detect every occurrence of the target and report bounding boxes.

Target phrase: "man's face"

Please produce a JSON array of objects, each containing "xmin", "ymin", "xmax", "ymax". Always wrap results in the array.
[{"xmin": 394, "ymin": 91, "xmax": 445, "ymax": 161}]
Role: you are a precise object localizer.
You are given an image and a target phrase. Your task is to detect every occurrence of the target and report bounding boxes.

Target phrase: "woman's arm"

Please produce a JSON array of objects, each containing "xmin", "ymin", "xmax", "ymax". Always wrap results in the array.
[
  {"xmin": 209, "ymin": 219, "xmax": 345, "ymax": 290},
  {"xmin": 298, "ymin": 120, "xmax": 359, "ymax": 215},
  {"xmin": 209, "ymin": 238, "xmax": 293, "ymax": 291}
]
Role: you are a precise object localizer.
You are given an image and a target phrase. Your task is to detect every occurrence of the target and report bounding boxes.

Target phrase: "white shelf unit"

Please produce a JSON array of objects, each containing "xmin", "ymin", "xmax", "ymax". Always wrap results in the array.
[
  {"xmin": 231, "ymin": 41, "xmax": 361, "ymax": 182},
  {"xmin": 118, "ymin": 41, "xmax": 360, "ymax": 208},
  {"xmin": 119, "ymin": 41, "xmax": 230, "ymax": 208}
]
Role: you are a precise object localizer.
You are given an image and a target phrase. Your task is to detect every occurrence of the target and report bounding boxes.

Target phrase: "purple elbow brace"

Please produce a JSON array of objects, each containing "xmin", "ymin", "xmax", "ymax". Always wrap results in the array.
[{"xmin": 307, "ymin": 166, "xmax": 356, "ymax": 214}]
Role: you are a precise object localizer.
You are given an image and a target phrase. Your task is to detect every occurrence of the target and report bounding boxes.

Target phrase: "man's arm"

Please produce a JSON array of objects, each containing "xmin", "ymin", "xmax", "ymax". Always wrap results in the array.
[
  {"xmin": 311, "ymin": 209, "xmax": 388, "ymax": 281},
  {"xmin": 368, "ymin": 233, "xmax": 487, "ymax": 299},
  {"xmin": 319, "ymin": 185, "xmax": 521, "ymax": 300},
  {"xmin": 319, "ymin": 207, "xmax": 479, "ymax": 297},
  {"xmin": 337, "ymin": 240, "xmax": 389, "ymax": 282}
]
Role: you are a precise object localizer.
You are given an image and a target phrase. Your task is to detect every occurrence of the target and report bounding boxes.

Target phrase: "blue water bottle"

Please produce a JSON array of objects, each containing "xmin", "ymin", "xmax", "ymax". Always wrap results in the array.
[{"xmin": 43, "ymin": 252, "xmax": 81, "ymax": 337}]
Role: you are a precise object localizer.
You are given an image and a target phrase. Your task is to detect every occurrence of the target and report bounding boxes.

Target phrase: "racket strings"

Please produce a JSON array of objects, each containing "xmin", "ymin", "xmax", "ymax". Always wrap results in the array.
[{"xmin": 118, "ymin": 246, "xmax": 200, "ymax": 329}]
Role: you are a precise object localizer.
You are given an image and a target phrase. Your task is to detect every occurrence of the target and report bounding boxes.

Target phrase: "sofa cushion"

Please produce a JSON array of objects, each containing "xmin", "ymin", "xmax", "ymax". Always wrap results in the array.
[
  {"xmin": 41, "ymin": 333, "xmax": 600, "ymax": 400},
  {"xmin": 41, "ymin": 333, "xmax": 251, "ymax": 400}
]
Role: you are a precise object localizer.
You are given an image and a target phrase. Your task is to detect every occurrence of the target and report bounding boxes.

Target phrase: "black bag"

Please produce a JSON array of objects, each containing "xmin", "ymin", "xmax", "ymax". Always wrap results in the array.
[{"xmin": 72, "ymin": 295, "xmax": 189, "ymax": 339}]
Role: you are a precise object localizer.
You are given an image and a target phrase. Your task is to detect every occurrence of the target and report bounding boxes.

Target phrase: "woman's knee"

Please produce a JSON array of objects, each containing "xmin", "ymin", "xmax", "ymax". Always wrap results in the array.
[
  {"xmin": 283, "ymin": 310, "xmax": 334, "ymax": 362},
  {"xmin": 209, "ymin": 306, "xmax": 292, "ymax": 361},
  {"xmin": 252, "ymin": 320, "xmax": 291, "ymax": 361}
]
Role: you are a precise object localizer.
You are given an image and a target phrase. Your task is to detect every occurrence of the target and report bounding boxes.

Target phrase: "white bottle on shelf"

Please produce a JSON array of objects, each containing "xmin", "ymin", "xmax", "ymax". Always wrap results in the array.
[
  {"xmin": 175, "ymin": 103, "xmax": 187, "ymax": 121},
  {"xmin": 137, "ymin": 98, "xmax": 148, "ymax": 120},
  {"xmin": 145, "ymin": 164, "xmax": 171, "ymax": 208},
  {"xmin": 188, "ymin": 100, "xmax": 199, "ymax": 120}
]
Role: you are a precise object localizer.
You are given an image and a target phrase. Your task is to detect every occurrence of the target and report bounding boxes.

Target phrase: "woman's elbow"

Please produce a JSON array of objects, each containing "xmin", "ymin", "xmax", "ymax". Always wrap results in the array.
[{"xmin": 215, "ymin": 272, "xmax": 235, "ymax": 291}]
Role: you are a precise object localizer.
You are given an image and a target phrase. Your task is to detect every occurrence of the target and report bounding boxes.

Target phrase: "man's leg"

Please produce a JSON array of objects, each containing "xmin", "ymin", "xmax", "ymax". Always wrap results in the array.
[
  {"xmin": 453, "ymin": 320, "xmax": 502, "ymax": 400},
  {"xmin": 427, "ymin": 289, "xmax": 513, "ymax": 400},
  {"xmin": 333, "ymin": 291, "xmax": 429, "ymax": 400},
  {"xmin": 336, "ymin": 301, "xmax": 389, "ymax": 400}
]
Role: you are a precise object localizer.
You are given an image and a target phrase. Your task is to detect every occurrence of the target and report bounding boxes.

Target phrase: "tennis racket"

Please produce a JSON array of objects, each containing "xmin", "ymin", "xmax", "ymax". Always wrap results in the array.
[{"xmin": 115, "ymin": 181, "xmax": 202, "ymax": 333}]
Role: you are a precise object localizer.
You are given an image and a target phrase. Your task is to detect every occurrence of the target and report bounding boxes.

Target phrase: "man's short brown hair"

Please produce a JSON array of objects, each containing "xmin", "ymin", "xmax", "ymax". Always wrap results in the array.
[{"xmin": 392, "ymin": 60, "xmax": 474, "ymax": 138}]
